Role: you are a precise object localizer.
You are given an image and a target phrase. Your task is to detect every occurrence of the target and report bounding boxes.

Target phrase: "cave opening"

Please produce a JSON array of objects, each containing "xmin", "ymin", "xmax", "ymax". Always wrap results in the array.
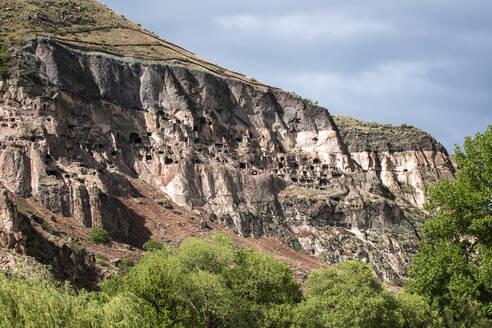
[{"xmin": 129, "ymin": 133, "xmax": 142, "ymax": 144}]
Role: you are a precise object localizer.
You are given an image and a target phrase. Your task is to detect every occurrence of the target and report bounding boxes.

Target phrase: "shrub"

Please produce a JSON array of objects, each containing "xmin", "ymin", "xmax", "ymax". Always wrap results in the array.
[
  {"xmin": 122, "ymin": 232, "xmax": 301, "ymax": 327},
  {"xmin": 95, "ymin": 254, "xmax": 110, "ymax": 267},
  {"xmin": 142, "ymin": 239, "xmax": 164, "ymax": 251},
  {"xmin": 88, "ymin": 227, "xmax": 111, "ymax": 244},
  {"xmin": 0, "ymin": 43, "xmax": 10, "ymax": 78},
  {"xmin": 295, "ymin": 261, "xmax": 401, "ymax": 328},
  {"xmin": 0, "ymin": 273, "xmax": 158, "ymax": 328},
  {"xmin": 118, "ymin": 258, "xmax": 135, "ymax": 275},
  {"xmin": 303, "ymin": 98, "xmax": 313, "ymax": 105}
]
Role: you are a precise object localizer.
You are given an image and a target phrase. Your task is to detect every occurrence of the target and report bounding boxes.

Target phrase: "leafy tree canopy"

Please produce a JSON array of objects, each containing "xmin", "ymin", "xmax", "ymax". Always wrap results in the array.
[
  {"xmin": 406, "ymin": 126, "xmax": 492, "ymax": 327},
  {"xmin": 295, "ymin": 260, "xmax": 439, "ymax": 328}
]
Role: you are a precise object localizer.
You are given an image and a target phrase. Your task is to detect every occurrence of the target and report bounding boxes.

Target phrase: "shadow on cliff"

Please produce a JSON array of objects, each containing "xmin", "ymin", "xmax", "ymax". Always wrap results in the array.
[
  {"xmin": 21, "ymin": 214, "xmax": 102, "ymax": 289},
  {"xmin": 97, "ymin": 172, "xmax": 151, "ymax": 248},
  {"xmin": 99, "ymin": 193, "xmax": 151, "ymax": 248}
]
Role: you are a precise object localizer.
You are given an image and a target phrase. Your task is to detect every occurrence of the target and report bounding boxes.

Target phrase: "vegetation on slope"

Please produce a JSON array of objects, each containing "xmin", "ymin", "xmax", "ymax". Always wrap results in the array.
[
  {"xmin": 0, "ymin": 43, "xmax": 10, "ymax": 79},
  {"xmin": 1, "ymin": 232, "xmax": 439, "ymax": 328},
  {"xmin": 333, "ymin": 115, "xmax": 446, "ymax": 152},
  {"xmin": 0, "ymin": 0, "xmax": 260, "ymax": 85}
]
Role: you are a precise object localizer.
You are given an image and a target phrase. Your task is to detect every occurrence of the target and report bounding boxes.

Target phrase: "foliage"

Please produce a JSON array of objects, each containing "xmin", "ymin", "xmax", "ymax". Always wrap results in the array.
[
  {"xmin": 302, "ymin": 98, "xmax": 319, "ymax": 106},
  {"xmin": 142, "ymin": 239, "xmax": 164, "ymax": 251},
  {"xmin": 100, "ymin": 274, "xmax": 123, "ymax": 297},
  {"xmin": 118, "ymin": 258, "xmax": 135, "ymax": 275},
  {"xmin": 406, "ymin": 126, "xmax": 492, "ymax": 327},
  {"xmin": 0, "ymin": 43, "xmax": 10, "ymax": 78},
  {"xmin": 88, "ymin": 227, "xmax": 112, "ymax": 244},
  {"xmin": 95, "ymin": 254, "xmax": 110, "ymax": 267},
  {"xmin": 0, "ymin": 232, "xmax": 463, "ymax": 327},
  {"xmin": 394, "ymin": 292, "xmax": 442, "ymax": 328},
  {"xmin": 295, "ymin": 261, "xmax": 399, "ymax": 328},
  {"xmin": 15, "ymin": 204, "xmax": 34, "ymax": 216},
  {"xmin": 0, "ymin": 273, "xmax": 157, "ymax": 328},
  {"xmin": 222, "ymin": 247, "xmax": 302, "ymax": 327},
  {"xmin": 119, "ymin": 232, "xmax": 302, "ymax": 327},
  {"xmin": 295, "ymin": 261, "xmax": 440, "ymax": 328}
]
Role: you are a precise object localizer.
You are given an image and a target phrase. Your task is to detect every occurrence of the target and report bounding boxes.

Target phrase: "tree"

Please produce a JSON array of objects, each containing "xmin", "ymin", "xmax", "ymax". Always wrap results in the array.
[
  {"xmin": 295, "ymin": 261, "xmax": 440, "ymax": 328},
  {"xmin": 143, "ymin": 239, "xmax": 164, "ymax": 251},
  {"xmin": 406, "ymin": 126, "xmax": 492, "ymax": 327},
  {"xmin": 88, "ymin": 227, "xmax": 112, "ymax": 244},
  {"xmin": 295, "ymin": 260, "xmax": 400, "ymax": 328},
  {"xmin": 121, "ymin": 232, "xmax": 302, "ymax": 327},
  {"xmin": 222, "ymin": 247, "xmax": 301, "ymax": 327},
  {"xmin": 0, "ymin": 273, "xmax": 157, "ymax": 328}
]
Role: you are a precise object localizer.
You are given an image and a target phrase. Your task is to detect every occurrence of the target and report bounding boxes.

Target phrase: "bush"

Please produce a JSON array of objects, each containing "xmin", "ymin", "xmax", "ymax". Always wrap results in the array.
[
  {"xmin": 303, "ymin": 98, "xmax": 313, "ymax": 105},
  {"xmin": 118, "ymin": 258, "xmax": 135, "ymax": 275},
  {"xmin": 0, "ymin": 43, "xmax": 10, "ymax": 78},
  {"xmin": 122, "ymin": 232, "xmax": 301, "ymax": 327},
  {"xmin": 295, "ymin": 261, "xmax": 401, "ymax": 328},
  {"xmin": 0, "ymin": 273, "xmax": 158, "ymax": 328},
  {"xmin": 142, "ymin": 239, "xmax": 164, "ymax": 251},
  {"xmin": 88, "ymin": 227, "xmax": 111, "ymax": 244},
  {"xmin": 0, "ymin": 234, "xmax": 449, "ymax": 327}
]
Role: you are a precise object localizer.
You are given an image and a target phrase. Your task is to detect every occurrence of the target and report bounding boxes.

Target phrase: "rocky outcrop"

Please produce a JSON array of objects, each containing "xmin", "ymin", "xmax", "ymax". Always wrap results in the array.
[
  {"xmin": 333, "ymin": 115, "xmax": 455, "ymax": 208},
  {"xmin": 0, "ymin": 186, "xmax": 104, "ymax": 288},
  {"xmin": 0, "ymin": 37, "xmax": 455, "ymax": 284},
  {"xmin": 0, "ymin": 188, "xmax": 25, "ymax": 253}
]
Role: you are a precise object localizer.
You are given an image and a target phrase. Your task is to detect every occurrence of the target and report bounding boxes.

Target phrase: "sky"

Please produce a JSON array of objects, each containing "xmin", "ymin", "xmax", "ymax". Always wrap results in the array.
[{"xmin": 101, "ymin": 0, "xmax": 491, "ymax": 153}]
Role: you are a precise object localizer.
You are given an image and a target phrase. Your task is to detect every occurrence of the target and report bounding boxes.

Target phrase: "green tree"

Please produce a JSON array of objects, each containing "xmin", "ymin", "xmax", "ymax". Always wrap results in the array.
[
  {"xmin": 122, "ymin": 233, "xmax": 237, "ymax": 327},
  {"xmin": 223, "ymin": 247, "xmax": 301, "ymax": 327},
  {"xmin": 394, "ymin": 292, "xmax": 441, "ymax": 328},
  {"xmin": 0, "ymin": 273, "xmax": 157, "ymax": 328},
  {"xmin": 0, "ymin": 43, "xmax": 9, "ymax": 78},
  {"xmin": 143, "ymin": 239, "xmax": 164, "ymax": 251},
  {"xmin": 88, "ymin": 227, "xmax": 112, "ymax": 244},
  {"xmin": 295, "ymin": 260, "xmax": 402, "ymax": 328},
  {"xmin": 118, "ymin": 258, "xmax": 136, "ymax": 275},
  {"xmin": 406, "ymin": 126, "xmax": 492, "ymax": 327},
  {"xmin": 121, "ymin": 232, "xmax": 302, "ymax": 327}
]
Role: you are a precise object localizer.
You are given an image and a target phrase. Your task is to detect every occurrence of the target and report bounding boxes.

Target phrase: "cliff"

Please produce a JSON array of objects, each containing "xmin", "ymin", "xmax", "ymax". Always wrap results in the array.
[
  {"xmin": 0, "ymin": 0, "xmax": 455, "ymax": 285},
  {"xmin": 333, "ymin": 115, "xmax": 455, "ymax": 208}
]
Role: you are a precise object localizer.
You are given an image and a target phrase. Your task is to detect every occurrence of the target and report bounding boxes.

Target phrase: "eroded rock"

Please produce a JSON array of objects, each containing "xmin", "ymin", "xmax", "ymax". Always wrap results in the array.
[{"xmin": 0, "ymin": 37, "xmax": 455, "ymax": 283}]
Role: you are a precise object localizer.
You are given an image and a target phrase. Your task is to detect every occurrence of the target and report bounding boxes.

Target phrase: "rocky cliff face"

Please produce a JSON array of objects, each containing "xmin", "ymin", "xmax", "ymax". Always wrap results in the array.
[
  {"xmin": 333, "ymin": 115, "xmax": 455, "ymax": 208},
  {"xmin": 0, "ymin": 36, "xmax": 455, "ymax": 284}
]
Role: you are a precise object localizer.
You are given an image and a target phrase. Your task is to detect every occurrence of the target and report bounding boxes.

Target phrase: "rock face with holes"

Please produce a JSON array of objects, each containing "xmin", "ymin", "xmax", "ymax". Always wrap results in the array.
[
  {"xmin": 333, "ymin": 115, "xmax": 455, "ymax": 209},
  {"xmin": 0, "ymin": 37, "xmax": 455, "ymax": 283}
]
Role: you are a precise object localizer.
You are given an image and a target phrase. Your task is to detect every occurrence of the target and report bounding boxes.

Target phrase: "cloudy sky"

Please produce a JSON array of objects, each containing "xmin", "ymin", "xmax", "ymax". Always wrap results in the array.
[{"xmin": 102, "ymin": 0, "xmax": 491, "ymax": 153}]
